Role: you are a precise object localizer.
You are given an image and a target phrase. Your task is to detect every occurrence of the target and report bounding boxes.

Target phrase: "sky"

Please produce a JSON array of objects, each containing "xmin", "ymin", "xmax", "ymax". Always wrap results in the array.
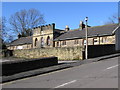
[{"xmin": 2, "ymin": 2, "xmax": 119, "ymax": 30}]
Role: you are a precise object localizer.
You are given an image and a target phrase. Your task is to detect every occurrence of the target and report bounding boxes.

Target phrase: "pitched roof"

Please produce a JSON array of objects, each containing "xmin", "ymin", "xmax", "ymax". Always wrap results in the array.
[
  {"xmin": 54, "ymin": 29, "xmax": 65, "ymax": 35},
  {"xmin": 7, "ymin": 36, "xmax": 32, "ymax": 46},
  {"xmin": 54, "ymin": 24, "xmax": 118, "ymax": 41}
]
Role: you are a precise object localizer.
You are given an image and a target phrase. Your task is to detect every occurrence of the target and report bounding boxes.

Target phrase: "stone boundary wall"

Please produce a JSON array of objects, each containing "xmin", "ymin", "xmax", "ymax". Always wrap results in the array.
[
  {"xmin": 88, "ymin": 44, "xmax": 116, "ymax": 58},
  {"xmin": 13, "ymin": 46, "xmax": 84, "ymax": 60},
  {"xmin": 1, "ymin": 57, "xmax": 58, "ymax": 76}
]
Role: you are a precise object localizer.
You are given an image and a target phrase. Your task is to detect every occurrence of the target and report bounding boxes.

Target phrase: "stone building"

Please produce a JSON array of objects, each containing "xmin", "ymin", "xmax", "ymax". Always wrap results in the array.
[
  {"xmin": 7, "ymin": 36, "xmax": 32, "ymax": 50},
  {"xmin": 7, "ymin": 22, "xmax": 120, "ymax": 50},
  {"xmin": 54, "ymin": 23, "xmax": 119, "ymax": 47},
  {"xmin": 32, "ymin": 23, "xmax": 64, "ymax": 48}
]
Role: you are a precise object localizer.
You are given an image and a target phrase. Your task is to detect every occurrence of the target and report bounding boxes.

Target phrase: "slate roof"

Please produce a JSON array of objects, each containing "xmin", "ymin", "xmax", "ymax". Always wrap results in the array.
[
  {"xmin": 7, "ymin": 36, "xmax": 32, "ymax": 46},
  {"xmin": 7, "ymin": 24, "xmax": 119, "ymax": 46},
  {"xmin": 54, "ymin": 24, "xmax": 119, "ymax": 41},
  {"xmin": 54, "ymin": 29, "xmax": 64, "ymax": 33}
]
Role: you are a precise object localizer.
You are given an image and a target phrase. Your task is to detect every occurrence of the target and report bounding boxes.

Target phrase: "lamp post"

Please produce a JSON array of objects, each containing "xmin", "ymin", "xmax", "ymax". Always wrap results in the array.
[{"xmin": 85, "ymin": 17, "xmax": 88, "ymax": 59}]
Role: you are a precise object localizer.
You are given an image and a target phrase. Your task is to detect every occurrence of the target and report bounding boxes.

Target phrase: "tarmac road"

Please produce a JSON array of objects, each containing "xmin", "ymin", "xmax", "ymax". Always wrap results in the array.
[{"xmin": 2, "ymin": 56, "xmax": 119, "ymax": 88}]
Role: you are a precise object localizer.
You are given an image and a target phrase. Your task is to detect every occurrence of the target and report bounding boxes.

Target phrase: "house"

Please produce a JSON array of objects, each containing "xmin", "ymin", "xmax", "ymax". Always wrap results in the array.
[
  {"xmin": 54, "ymin": 23, "xmax": 118, "ymax": 47},
  {"xmin": 7, "ymin": 36, "xmax": 32, "ymax": 50},
  {"xmin": 7, "ymin": 22, "xmax": 119, "ymax": 50}
]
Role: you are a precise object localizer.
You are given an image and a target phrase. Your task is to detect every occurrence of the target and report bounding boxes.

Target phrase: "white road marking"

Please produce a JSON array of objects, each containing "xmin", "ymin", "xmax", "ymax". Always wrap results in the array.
[
  {"xmin": 104, "ymin": 65, "xmax": 118, "ymax": 71},
  {"xmin": 54, "ymin": 80, "xmax": 77, "ymax": 88}
]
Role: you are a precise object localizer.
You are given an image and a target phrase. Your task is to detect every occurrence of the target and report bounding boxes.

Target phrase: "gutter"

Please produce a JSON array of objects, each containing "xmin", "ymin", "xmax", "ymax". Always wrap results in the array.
[
  {"xmin": 7, "ymin": 43, "xmax": 32, "ymax": 47},
  {"xmin": 112, "ymin": 25, "xmax": 120, "ymax": 34}
]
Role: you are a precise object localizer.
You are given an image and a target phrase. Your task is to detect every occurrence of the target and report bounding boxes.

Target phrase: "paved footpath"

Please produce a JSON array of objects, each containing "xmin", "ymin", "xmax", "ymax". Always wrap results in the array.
[
  {"xmin": 2, "ymin": 56, "xmax": 119, "ymax": 88},
  {"xmin": 1, "ymin": 53, "xmax": 120, "ymax": 83}
]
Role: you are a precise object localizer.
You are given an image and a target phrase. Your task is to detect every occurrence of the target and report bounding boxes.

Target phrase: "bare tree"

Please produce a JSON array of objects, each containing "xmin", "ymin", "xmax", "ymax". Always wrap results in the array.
[
  {"xmin": 0, "ymin": 17, "xmax": 2, "ymax": 39},
  {"xmin": 0, "ymin": 17, "xmax": 7, "ymax": 49},
  {"xmin": 105, "ymin": 13, "xmax": 118, "ymax": 24},
  {"xmin": 9, "ymin": 8, "xmax": 45, "ymax": 37},
  {"xmin": 0, "ymin": 17, "xmax": 7, "ymax": 40},
  {"xmin": 0, "ymin": 17, "xmax": 16, "ymax": 43}
]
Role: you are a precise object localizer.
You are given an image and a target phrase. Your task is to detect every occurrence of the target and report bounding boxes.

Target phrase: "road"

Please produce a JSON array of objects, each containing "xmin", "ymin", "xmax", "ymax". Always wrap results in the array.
[{"xmin": 2, "ymin": 56, "xmax": 119, "ymax": 88}]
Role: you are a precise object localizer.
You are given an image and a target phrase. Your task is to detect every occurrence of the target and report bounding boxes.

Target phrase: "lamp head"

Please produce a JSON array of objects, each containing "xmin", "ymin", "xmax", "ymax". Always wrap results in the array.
[{"xmin": 85, "ymin": 17, "xmax": 88, "ymax": 21}]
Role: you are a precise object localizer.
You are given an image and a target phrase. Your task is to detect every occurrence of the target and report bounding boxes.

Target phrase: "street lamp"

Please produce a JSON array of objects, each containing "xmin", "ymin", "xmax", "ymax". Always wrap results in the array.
[{"xmin": 85, "ymin": 17, "xmax": 88, "ymax": 59}]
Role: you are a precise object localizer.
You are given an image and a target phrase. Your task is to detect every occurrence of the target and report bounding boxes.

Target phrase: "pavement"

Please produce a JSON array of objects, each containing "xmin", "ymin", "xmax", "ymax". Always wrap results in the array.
[
  {"xmin": 2, "ymin": 55, "xmax": 119, "ymax": 88},
  {"xmin": 1, "ymin": 53, "xmax": 120, "ymax": 83}
]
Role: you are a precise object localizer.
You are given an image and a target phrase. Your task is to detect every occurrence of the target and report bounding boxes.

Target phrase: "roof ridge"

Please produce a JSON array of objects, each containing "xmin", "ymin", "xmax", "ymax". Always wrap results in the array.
[
  {"xmin": 54, "ymin": 24, "xmax": 118, "ymax": 41},
  {"xmin": 89, "ymin": 23, "xmax": 118, "ymax": 28}
]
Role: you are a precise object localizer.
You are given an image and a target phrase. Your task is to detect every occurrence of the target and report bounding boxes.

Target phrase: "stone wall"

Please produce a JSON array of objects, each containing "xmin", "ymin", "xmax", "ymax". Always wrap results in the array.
[
  {"xmin": 2, "ymin": 57, "xmax": 58, "ymax": 76},
  {"xmin": 13, "ymin": 46, "xmax": 84, "ymax": 60}
]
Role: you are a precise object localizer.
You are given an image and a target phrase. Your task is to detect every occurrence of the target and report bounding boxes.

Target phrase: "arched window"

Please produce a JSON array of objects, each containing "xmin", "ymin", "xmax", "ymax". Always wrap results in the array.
[
  {"xmin": 41, "ymin": 37, "xmax": 44, "ymax": 47},
  {"xmin": 35, "ymin": 38, "xmax": 38, "ymax": 47},
  {"xmin": 46, "ymin": 36, "xmax": 50, "ymax": 46}
]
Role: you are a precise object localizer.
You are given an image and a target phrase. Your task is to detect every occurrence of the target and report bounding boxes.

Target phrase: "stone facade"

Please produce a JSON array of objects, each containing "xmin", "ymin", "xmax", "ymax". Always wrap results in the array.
[
  {"xmin": 54, "ymin": 35, "xmax": 115, "ymax": 47},
  {"xmin": 7, "ymin": 44, "xmax": 32, "ymax": 50},
  {"xmin": 33, "ymin": 24, "xmax": 55, "ymax": 48},
  {"xmin": 7, "ymin": 23, "xmax": 118, "ymax": 50}
]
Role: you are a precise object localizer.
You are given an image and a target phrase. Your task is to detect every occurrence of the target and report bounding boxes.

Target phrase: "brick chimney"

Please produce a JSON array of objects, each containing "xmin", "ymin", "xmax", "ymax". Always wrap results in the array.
[
  {"xmin": 79, "ymin": 21, "xmax": 85, "ymax": 30},
  {"xmin": 65, "ymin": 25, "xmax": 70, "ymax": 31}
]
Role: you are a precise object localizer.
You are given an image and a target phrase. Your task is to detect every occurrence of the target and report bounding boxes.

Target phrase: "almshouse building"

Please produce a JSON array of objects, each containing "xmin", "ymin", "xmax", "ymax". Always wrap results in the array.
[
  {"xmin": 7, "ymin": 36, "xmax": 33, "ymax": 50},
  {"xmin": 7, "ymin": 21, "xmax": 120, "ymax": 50},
  {"xmin": 54, "ymin": 23, "xmax": 118, "ymax": 47}
]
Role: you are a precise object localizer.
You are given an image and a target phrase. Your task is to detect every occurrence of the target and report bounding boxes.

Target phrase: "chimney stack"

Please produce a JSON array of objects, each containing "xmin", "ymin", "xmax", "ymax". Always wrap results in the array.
[
  {"xmin": 65, "ymin": 25, "xmax": 70, "ymax": 31},
  {"xmin": 18, "ymin": 33, "xmax": 22, "ymax": 39},
  {"xmin": 79, "ymin": 21, "xmax": 85, "ymax": 30}
]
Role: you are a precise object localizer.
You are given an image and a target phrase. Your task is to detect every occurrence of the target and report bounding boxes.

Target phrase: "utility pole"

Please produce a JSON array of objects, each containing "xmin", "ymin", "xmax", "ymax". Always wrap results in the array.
[
  {"xmin": 118, "ymin": 1, "xmax": 120, "ymax": 26},
  {"xmin": 85, "ymin": 17, "xmax": 88, "ymax": 59}
]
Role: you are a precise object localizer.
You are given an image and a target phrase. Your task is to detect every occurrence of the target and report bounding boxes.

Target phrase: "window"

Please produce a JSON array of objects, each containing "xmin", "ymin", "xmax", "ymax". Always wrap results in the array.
[
  {"xmin": 62, "ymin": 41, "xmax": 66, "ymax": 45},
  {"xmin": 17, "ymin": 46, "xmax": 23, "ymax": 49},
  {"xmin": 65, "ymin": 41, "xmax": 66, "ymax": 45},
  {"xmin": 104, "ymin": 37, "xmax": 107, "ymax": 42},
  {"xmin": 94, "ymin": 39, "xmax": 97, "ymax": 42},
  {"xmin": 41, "ymin": 37, "xmax": 44, "ymax": 47},
  {"xmin": 83, "ymin": 40, "xmax": 86, "ymax": 45},
  {"xmin": 57, "ymin": 42, "xmax": 59, "ymax": 47},
  {"xmin": 35, "ymin": 38, "xmax": 38, "ymax": 47},
  {"xmin": 46, "ymin": 36, "xmax": 50, "ymax": 46},
  {"xmin": 62, "ymin": 41, "xmax": 64, "ymax": 45},
  {"xmin": 101, "ymin": 37, "xmax": 103, "ymax": 43},
  {"xmin": 93, "ymin": 37, "xmax": 98, "ymax": 45},
  {"xmin": 74, "ymin": 40, "xmax": 79, "ymax": 44}
]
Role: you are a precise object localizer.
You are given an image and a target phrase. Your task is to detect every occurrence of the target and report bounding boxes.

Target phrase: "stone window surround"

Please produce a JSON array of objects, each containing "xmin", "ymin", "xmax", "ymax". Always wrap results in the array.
[
  {"xmin": 41, "ymin": 37, "xmax": 44, "ymax": 47},
  {"xmin": 35, "ymin": 38, "xmax": 38, "ymax": 47},
  {"xmin": 74, "ymin": 39, "xmax": 79, "ymax": 44},
  {"xmin": 46, "ymin": 36, "xmax": 50, "ymax": 46},
  {"xmin": 62, "ymin": 41, "xmax": 66, "ymax": 45}
]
